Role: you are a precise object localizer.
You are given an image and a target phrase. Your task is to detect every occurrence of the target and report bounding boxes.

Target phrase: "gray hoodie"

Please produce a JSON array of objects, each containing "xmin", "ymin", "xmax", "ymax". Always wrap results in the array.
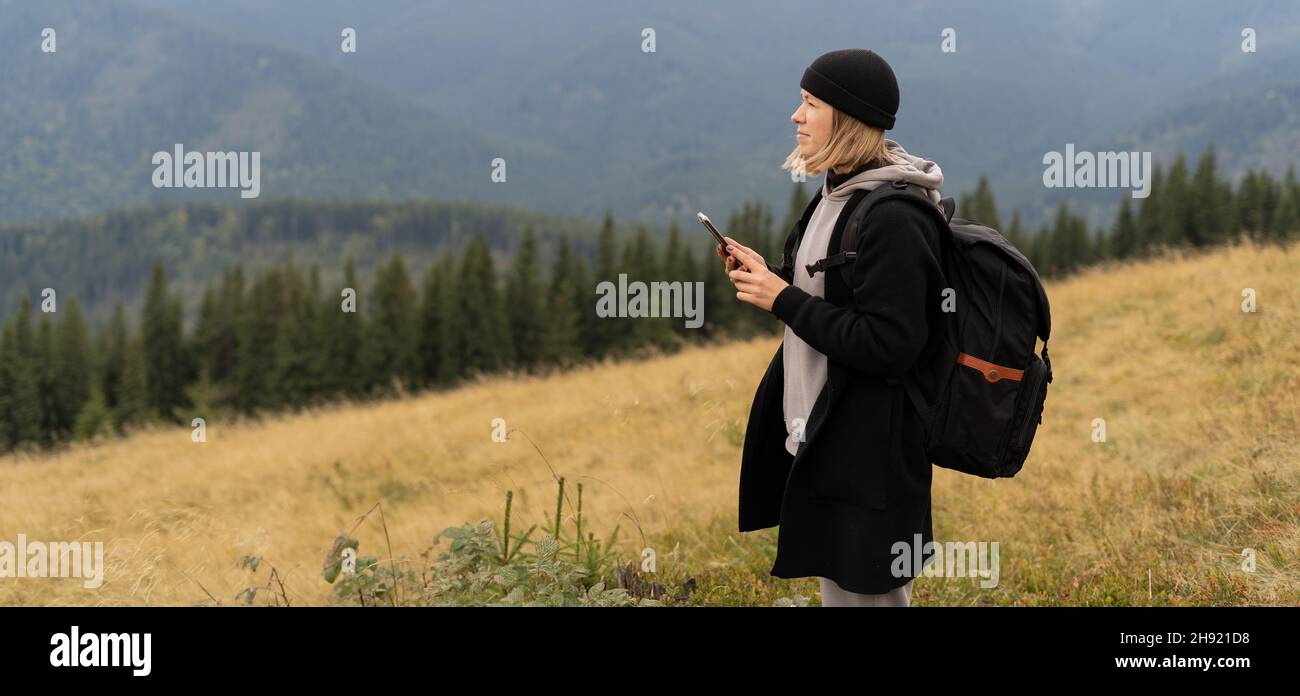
[{"xmin": 782, "ymin": 139, "xmax": 945, "ymax": 456}]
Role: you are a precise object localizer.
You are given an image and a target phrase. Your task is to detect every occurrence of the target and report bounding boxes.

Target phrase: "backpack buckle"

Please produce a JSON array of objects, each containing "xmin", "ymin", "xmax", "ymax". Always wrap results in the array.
[{"xmin": 805, "ymin": 251, "xmax": 856, "ymax": 277}]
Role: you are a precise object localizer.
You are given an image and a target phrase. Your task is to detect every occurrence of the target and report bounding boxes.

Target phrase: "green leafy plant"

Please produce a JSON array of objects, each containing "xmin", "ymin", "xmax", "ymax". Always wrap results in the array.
[
  {"xmin": 320, "ymin": 477, "xmax": 662, "ymax": 606},
  {"xmin": 314, "ymin": 430, "xmax": 697, "ymax": 606}
]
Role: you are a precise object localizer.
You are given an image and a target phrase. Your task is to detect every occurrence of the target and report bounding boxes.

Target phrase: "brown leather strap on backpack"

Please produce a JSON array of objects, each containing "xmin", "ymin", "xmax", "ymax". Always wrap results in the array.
[{"xmin": 956, "ymin": 352, "xmax": 1023, "ymax": 383}]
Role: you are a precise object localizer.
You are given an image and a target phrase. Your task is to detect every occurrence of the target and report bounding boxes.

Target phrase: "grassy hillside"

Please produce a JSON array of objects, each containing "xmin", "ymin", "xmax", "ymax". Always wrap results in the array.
[{"xmin": 1, "ymin": 239, "xmax": 1296, "ymax": 606}]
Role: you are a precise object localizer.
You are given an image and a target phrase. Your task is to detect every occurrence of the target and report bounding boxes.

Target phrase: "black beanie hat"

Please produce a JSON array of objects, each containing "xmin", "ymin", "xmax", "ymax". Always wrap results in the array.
[{"xmin": 800, "ymin": 48, "xmax": 899, "ymax": 130}]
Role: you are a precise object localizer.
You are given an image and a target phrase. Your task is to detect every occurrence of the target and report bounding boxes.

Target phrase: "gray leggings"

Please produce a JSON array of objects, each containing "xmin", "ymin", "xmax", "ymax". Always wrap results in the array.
[{"xmin": 818, "ymin": 576, "xmax": 914, "ymax": 607}]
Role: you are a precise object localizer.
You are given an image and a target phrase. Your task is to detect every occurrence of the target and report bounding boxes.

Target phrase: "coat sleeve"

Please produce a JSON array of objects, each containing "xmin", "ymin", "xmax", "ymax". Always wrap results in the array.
[{"xmin": 768, "ymin": 199, "xmax": 940, "ymax": 379}]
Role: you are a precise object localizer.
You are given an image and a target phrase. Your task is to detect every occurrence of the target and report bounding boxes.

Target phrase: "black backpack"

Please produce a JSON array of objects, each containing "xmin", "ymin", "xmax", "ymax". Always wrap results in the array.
[{"xmin": 787, "ymin": 180, "xmax": 1053, "ymax": 479}]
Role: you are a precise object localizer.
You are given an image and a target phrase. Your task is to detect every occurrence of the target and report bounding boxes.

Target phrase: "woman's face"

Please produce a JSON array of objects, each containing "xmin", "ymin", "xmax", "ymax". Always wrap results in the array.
[{"xmin": 791, "ymin": 88, "xmax": 832, "ymax": 158}]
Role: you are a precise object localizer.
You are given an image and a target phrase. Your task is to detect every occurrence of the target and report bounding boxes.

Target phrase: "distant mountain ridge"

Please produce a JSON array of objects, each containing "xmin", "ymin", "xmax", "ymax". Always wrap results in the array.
[
  {"xmin": 3, "ymin": 0, "xmax": 1300, "ymax": 230},
  {"xmin": 0, "ymin": 0, "xmax": 570, "ymax": 222}
]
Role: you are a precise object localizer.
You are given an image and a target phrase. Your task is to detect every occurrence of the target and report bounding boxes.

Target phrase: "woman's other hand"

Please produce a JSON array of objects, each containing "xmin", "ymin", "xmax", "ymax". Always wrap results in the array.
[
  {"xmin": 716, "ymin": 235, "xmax": 766, "ymax": 275},
  {"xmin": 715, "ymin": 240, "xmax": 740, "ymax": 275}
]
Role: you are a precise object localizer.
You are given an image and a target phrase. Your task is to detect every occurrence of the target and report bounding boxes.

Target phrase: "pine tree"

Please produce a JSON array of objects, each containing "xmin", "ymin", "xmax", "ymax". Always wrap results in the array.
[
  {"xmin": 1286, "ymin": 163, "xmax": 1300, "ymax": 219},
  {"xmin": 52, "ymin": 297, "xmax": 91, "ymax": 437},
  {"xmin": 629, "ymin": 225, "xmax": 674, "ymax": 349},
  {"xmin": 661, "ymin": 222, "xmax": 689, "ymax": 338},
  {"xmin": 1004, "ymin": 210, "xmax": 1026, "ymax": 252},
  {"xmin": 1160, "ymin": 153, "xmax": 1191, "ymax": 247},
  {"xmin": 0, "ymin": 322, "xmax": 13, "ymax": 451},
  {"xmin": 100, "ymin": 303, "xmax": 129, "ymax": 414},
  {"xmin": 1260, "ymin": 170, "xmax": 1281, "ymax": 240},
  {"xmin": 1136, "ymin": 163, "xmax": 1164, "ymax": 255},
  {"xmin": 194, "ymin": 267, "xmax": 244, "ymax": 390},
  {"xmin": 33, "ymin": 313, "xmax": 57, "ymax": 444},
  {"xmin": 1190, "ymin": 144, "xmax": 1231, "ymax": 246},
  {"xmin": 540, "ymin": 236, "xmax": 584, "ymax": 366},
  {"xmin": 72, "ymin": 387, "xmax": 111, "ymax": 441},
  {"xmin": 612, "ymin": 231, "xmax": 639, "ymax": 353},
  {"xmin": 194, "ymin": 287, "xmax": 219, "ymax": 378},
  {"xmin": 569, "ymin": 248, "xmax": 593, "ymax": 357},
  {"xmin": 1270, "ymin": 183, "xmax": 1299, "ymax": 242},
  {"xmin": 971, "ymin": 175, "xmax": 1002, "ymax": 231},
  {"xmin": 418, "ymin": 251, "xmax": 459, "ymax": 386},
  {"xmin": 272, "ymin": 261, "xmax": 318, "ymax": 406},
  {"xmin": 234, "ymin": 268, "xmax": 282, "ymax": 412},
  {"xmin": 1235, "ymin": 169, "xmax": 1265, "ymax": 240},
  {"xmin": 1275, "ymin": 163, "xmax": 1300, "ymax": 242},
  {"xmin": 588, "ymin": 212, "xmax": 621, "ymax": 358},
  {"xmin": 1111, "ymin": 197, "xmax": 1138, "ymax": 259},
  {"xmin": 0, "ymin": 299, "xmax": 43, "ymax": 448},
  {"xmin": 1048, "ymin": 202, "xmax": 1090, "ymax": 276},
  {"xmin": 303, "ymin": 264, "xmax": 325, "ymax": 401},
  {"xmin": 457, "ymin": 234, "xmax": 512, "ymax": 374},
  {"xmin": 505, "ymin": 227, "xmax": 547, "ymax": 369},
  {"xmin": 364, "ymin": 254, "xmax": 420, "ymax": 392},
  {"xmin": 679, "ymin": 246, "xmax": 711, "ymax": 337},
  {"xmin": 323, "ymin": 257, "xmax": 366, "ymax": 397},
  {"xmin": 115, "ymin": 335, "xmax": 149, "ymax": 430},
  {"xmin": 1029, "ymin": 226, "xmax": 1050, "ymax": 274},
  {"xmin": 12, "ymin": 296, "xmax": 45, "ymax": 444},
  {"xmin": 141, "ymin": 260, "xmax": 187, "ymax": 421}
]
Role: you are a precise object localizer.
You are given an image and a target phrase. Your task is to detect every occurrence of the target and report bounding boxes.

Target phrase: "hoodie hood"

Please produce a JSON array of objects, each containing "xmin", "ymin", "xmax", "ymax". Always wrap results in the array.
[{"xmin": 822, "ymin": 139, "xmax": 945, "ymax": 207}]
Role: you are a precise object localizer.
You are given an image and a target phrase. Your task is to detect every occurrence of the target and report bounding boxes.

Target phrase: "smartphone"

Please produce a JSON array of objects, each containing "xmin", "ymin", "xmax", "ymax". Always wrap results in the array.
[{"xmin": 697, "ymin": 212, "xmax": 728, "ymax": 248}]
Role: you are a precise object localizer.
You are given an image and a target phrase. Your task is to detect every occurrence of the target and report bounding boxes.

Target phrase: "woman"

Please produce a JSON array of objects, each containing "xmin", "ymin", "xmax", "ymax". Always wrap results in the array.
[{"xmin": 716, "ymin": 48, "xmax": 948, "ymax": 607}]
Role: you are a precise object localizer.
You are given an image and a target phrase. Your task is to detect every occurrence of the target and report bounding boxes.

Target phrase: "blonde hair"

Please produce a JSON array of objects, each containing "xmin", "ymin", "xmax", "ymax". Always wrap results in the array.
[{"xmin": 782, "ymin": 105, "xmax": 905, "ymax": 178}]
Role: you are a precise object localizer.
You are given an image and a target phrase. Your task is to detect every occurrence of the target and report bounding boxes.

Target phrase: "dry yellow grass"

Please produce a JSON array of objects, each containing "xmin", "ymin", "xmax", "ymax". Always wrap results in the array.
[{"xmin": 1, "ymin": 239, "xmax": 1296, "ymax": 605}]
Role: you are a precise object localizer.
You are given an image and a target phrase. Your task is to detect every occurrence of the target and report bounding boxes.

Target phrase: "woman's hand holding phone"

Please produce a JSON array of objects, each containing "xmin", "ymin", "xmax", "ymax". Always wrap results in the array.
[{"xmin": 720, "ymin": 236, "xmax": 787, "ymax": 313}]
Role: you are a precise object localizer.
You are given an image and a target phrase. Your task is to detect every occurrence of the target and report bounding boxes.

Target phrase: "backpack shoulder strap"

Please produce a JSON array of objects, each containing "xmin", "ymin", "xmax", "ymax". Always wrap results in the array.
[
  {"xmin": 839, "ymin": 181, "xmax": 953, "ymax": 427},
  {"xmin": 779, "ymin": 187, "xmax": 824, "ymax": 279},
  {"xmin": 840, "ymin": 180, "xmax": 949, "ymax": 259},
  {"xmin": 802, "ymin": 187, "xmax": 871, "ymax": 278}
]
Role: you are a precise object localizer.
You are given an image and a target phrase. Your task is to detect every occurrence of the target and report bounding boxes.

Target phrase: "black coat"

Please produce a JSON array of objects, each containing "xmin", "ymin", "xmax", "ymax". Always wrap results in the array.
[{"xmin": 738, "ymin": 194, "xmax": 947, "ymax": 595}]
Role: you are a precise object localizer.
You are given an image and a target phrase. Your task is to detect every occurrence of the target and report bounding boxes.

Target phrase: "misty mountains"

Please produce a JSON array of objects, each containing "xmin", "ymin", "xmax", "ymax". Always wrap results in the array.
[{"xmin": 2, "ymin": 0, "xmax": 1299, "ymax": 231}]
